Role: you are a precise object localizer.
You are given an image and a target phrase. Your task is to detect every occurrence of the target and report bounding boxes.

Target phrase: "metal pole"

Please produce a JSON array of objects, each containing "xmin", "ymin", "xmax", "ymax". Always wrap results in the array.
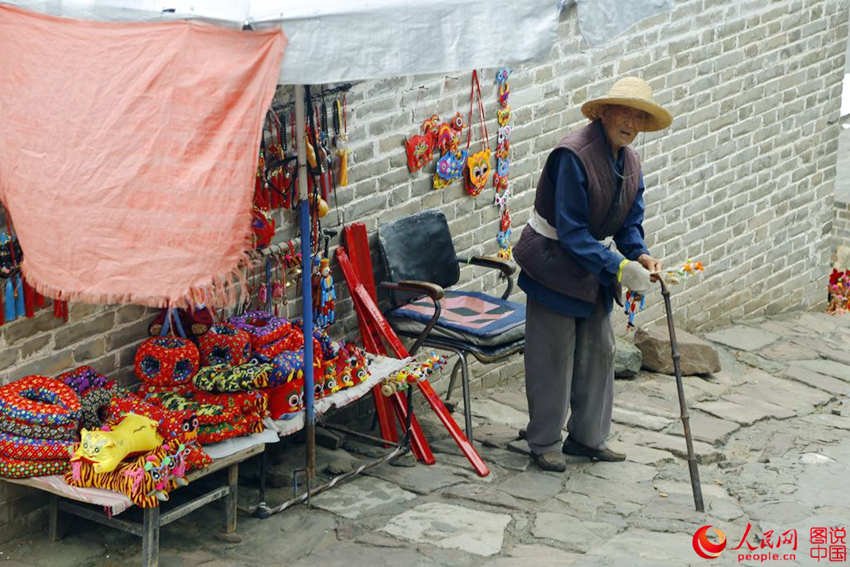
[
  {"xmin": 295, "ymin": 84, "xmax": 315, "ymax": 480},
  {"xmin": 658, "ymin": 278, "xmax": 704, "ymax": 512}
]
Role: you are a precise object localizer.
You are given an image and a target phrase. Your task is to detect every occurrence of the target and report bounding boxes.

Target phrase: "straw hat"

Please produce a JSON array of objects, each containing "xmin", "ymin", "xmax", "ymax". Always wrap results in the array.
[{"xmin": 581, "ymin": 76, "xmax": 672, "ymax": 132}]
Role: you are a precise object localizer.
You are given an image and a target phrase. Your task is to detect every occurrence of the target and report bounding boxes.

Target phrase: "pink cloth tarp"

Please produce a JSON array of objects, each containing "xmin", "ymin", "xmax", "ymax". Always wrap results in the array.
[{"xmin": 0, "ymin": 5, "xmax": 285, "ymax": 308}]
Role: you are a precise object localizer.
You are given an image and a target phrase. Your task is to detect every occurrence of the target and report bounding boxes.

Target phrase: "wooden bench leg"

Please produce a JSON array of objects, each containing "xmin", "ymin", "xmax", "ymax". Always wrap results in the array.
[
  {"xmin": 48, "ymin": 494, "xmax": 61, "ymax": 542},
  {"xmin": 226, "ymin": 463, "xmax": 238, "ymax": 534},
  {"xmin": 142, "ymin": 506, "xmax": 160, "ymax": 567}
]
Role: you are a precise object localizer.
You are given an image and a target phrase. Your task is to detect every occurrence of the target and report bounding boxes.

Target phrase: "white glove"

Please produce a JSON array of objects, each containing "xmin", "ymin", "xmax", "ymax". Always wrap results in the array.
[{"xmin": 620, "ymin": 260, "xmax": 652, "ymax": 295}]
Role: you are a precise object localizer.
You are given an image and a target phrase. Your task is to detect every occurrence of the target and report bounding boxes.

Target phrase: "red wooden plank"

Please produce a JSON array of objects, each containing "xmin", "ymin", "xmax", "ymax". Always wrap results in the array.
[
  {"xmin": 416, "ymin": 380, "xmax": 489, "ymax": 477},
  {"xmin": 337, "ymin": 242, "xmax": 490, "ymax": 476},
  {"xmin": 336, "ymin": 247, "xmax": 398, "ymax": 443},
  {"xmin": 389, "ymin": 391, "xmax": 436, "ymax": 465},
  {"xmin": 343, "ymin": 223, "xmax": 377, "ymax": 301}
]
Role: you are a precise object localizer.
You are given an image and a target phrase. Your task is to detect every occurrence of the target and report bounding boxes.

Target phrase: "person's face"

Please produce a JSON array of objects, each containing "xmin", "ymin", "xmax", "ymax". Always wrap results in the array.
[{"xmin": 600, "ymin": 105, "xmax": 648, "ymax": 151}]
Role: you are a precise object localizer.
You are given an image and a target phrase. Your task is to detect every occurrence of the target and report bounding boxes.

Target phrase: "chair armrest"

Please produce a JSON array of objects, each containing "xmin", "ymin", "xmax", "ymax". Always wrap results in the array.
[
  {"xmin": 379, "ymin": 280, "xmax": 443, "ymax": 355},
  {"xmin": 379, "ymin": 280, "xmax": 445, "ymax": 300},
  {"xmin": 459, "ymin": 255, "xmax": 516, "ymax": 277},
  {"xmin": 457, "ymin": 256, "xmax": 516, "ymax": 300}
]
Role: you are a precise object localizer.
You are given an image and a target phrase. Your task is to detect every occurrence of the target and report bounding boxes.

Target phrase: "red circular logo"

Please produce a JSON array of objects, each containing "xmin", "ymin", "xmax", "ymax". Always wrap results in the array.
[{"xmin": 693, "ymin": 525, "xmax": 727, "ymax": 559}]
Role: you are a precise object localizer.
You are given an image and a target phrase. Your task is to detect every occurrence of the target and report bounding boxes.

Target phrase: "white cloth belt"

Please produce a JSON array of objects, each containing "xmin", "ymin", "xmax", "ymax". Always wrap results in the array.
[
  {"xmin": 528, "ymin": 209, "xmax": 614, "ymax": 248},
  {"xmin": 528, "ymin": 210, "xmax": 559, "ymax": 240}
]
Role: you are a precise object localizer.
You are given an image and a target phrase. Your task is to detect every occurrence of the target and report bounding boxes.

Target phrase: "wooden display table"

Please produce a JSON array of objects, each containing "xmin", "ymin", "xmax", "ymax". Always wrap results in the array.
[{"xmin": 4, "ymin": 440, "xmax": 267, "ymax": 567}]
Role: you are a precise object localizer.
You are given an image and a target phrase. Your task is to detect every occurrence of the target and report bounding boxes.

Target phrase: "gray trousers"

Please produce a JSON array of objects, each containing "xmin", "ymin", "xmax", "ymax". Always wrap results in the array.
[{"xmin": 523, "ymin": 295, "xmax": 615, "ymax": 455}]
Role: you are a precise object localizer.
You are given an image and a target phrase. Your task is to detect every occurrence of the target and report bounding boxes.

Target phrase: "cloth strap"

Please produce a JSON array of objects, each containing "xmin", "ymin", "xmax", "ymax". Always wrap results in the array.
[{"xmin": 466, "ymin": 70, "xmax": 489, "ymax": 151}]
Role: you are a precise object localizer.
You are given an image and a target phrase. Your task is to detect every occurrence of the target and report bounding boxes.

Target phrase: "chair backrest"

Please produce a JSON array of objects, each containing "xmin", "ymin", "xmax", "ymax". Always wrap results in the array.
[{"xmin": 378, "ymin": 209, "xmax": 460, "ymax": 290}]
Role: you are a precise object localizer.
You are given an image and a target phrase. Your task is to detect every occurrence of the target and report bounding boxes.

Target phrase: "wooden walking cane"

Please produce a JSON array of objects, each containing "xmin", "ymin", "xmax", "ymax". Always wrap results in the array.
[{"xmin": 657, "ymin": 277, "xmax": 705, "ymax": 512}]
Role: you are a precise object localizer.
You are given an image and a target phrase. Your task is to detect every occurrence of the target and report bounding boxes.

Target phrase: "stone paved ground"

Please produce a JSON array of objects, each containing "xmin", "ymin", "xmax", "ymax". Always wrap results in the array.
[{"xmin": 1, "ymin": 310, "xmax": 849, "ymax": 566}]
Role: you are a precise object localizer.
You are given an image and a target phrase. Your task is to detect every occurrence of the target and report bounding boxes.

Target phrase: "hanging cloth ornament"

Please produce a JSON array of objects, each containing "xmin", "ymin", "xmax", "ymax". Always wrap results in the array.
[
  {"xmin": 432, "ymin": 113, "xmax": 467, "ymax": 190},
  {"xmin": 463, "ymin": 70, "xmax": 491, "ymax": 197},
  {"xmin": 335, "ymin": 96, "xmax": 350, "ymax": 186}
]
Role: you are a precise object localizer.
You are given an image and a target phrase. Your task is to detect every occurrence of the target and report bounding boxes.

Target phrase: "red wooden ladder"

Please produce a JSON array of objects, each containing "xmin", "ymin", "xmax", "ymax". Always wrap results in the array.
[{"xmin": 338, "ymin": 224, "xmax": 489, "ymax": 477}]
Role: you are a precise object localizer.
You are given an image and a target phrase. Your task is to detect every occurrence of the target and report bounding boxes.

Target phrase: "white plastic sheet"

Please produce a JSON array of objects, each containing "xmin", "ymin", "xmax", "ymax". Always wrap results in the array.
[{"xmin": 5, "ymin": 0, "xmax": 562, "ymax": 84}]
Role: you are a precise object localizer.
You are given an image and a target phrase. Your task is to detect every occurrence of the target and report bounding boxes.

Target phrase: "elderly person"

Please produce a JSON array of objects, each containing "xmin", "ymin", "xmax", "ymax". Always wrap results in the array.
[{"xmin": 513, "ymin": 77, "xmax": 672, "ymax": 472}]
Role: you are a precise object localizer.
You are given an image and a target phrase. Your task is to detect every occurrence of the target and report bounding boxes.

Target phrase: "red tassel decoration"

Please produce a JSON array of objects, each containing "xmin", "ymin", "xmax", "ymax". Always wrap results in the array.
[{"xmin": 22, "ymin": 277, "xmax": 35, "ymax": 318}]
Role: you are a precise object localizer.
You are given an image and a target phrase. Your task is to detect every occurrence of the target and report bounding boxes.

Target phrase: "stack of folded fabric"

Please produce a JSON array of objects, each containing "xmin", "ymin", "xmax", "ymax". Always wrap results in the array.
[{"xmin": 0, "ymin": 375, "xmax": 80, "ymax": 478}]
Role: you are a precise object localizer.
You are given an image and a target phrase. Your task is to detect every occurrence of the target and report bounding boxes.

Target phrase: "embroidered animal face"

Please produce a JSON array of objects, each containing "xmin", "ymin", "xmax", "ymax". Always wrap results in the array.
[
  {"xmin": 436, "ymin": 150, "xmax": 467, "ymax": 181},
  {"xmin": 405, "ymin": 134, "xmax": 434, "ymax": 172},
  {"xmin": 497, "ymin": 106, "xmax": 511, "ymax": 127},
  {"xmin": 436, "ymin": 123, "xmax": 460, "ymax": 153},
  {"xmin": 497, "ymin": 125, "xmax": 511, "ymax": 146},
  {"xmin": 466, "ymin": 150, "xmax": 491, "ymax": 191},
  {"xmin": 77, "ymin": 430, "xmax": 114, "ymax": 461},
  {"xmin": 334, "ymin": 355, "xmax": 354, "ymax": 388},
  {"xmin": 278, "ymin": 377, "xmax": 304, "ymax": 414}
]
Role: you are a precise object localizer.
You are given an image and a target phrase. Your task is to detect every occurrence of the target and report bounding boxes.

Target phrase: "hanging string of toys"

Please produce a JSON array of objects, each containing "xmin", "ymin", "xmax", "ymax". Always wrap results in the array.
[
  {"xmin": 623, "ymin": 259, "xmax": 705, "ymax": 329},
  {"xmin": 493, "ymin": 68, "xmax": 512, "ymax": 260},
  {"xmin": 380, "ymin": 352, "xmax": 449, "ymax": 396}
]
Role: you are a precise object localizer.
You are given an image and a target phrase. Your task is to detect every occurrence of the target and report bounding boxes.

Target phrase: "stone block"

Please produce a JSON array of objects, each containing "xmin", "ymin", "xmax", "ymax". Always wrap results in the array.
[
  {"xmin": 3, "ymin": 310, "xmax": 64, "ymax": 344},
  {"xmin": 634, "ymin": 325, "xmax": 721, "ymax": 375},
  {"xmin": 18, "ymin": 334, "xmax": 50, "ymax": 360},
  {"xmin": 381, "ymin": 502, "xmax": 511, "ymax": 557},
  {"xmin": 9, "ymin": 350, "xmax": 75, "ymax": 379},
  {"xmin": 53, "ymin": 312, "xmax": 115, "ymax": 350},
  {"xmin": 73, "ymin": 336, "xmax": 107, "ymax": 363},
  {"xmin": 614, "ymin": 336, "xmax": 642, "ymax": 378},
  {"xmin": 704, "ymin": 324, "xmax": 780, "ymax": 351}
]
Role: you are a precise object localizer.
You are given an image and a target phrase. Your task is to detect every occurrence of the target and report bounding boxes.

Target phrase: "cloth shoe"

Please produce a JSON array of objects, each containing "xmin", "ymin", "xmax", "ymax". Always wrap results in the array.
[
  {"xmin": 562, "ymin": 436, "xmax": 626, "ymax": 462},
  {"xmin": 531, "ymin": 451, "xmax": 566, "ymax": 472}
]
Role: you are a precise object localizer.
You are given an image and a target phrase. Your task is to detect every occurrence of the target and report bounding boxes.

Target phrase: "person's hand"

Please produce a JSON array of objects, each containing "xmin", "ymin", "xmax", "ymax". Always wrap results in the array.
[
  {"xmin": 620, "ymin": 260, "xmax": 652, "ymax": 295},
  {"xmin": 637, "ymin": 254, "xmax": 663, "ymax": 282}
]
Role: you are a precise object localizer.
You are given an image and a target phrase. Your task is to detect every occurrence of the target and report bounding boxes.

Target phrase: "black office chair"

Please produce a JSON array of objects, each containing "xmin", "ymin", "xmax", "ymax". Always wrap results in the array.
[{"xmin": 377, "ymin": 209, "xmax": 525, "ymax": 443}]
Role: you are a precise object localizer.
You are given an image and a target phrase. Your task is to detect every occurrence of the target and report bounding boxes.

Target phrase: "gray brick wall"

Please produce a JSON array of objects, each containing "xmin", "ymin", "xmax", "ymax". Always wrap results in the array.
[{"xmin": 0, "ymin": 0, "xmax": 847, "ymax": 542}]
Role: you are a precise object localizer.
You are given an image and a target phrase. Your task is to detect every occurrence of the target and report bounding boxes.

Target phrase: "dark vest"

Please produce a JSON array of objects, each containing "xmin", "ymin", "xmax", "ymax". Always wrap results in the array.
[{"xmin": 513, "ymin": 120, "xmax": 642, "ymax": 303}]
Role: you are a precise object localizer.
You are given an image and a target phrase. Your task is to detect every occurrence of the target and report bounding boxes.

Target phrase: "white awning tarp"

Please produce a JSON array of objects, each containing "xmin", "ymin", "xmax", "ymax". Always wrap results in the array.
[{"xmin": 4, "ymin": 0, "xmax": 563, "ymax": 84}]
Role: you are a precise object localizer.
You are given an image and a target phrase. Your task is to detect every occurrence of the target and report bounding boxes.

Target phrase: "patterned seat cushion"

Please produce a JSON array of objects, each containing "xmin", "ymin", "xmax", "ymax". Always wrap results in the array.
[{"xmin": 388, "ymin": 291, "xmax": 525, "ymax": 347}]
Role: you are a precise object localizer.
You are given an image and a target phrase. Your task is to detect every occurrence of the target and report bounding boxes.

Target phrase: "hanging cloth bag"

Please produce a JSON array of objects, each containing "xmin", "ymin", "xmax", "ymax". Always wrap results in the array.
[{"xmin": 463, "ymin": 70, "xmax": 491, "ymax": 197}]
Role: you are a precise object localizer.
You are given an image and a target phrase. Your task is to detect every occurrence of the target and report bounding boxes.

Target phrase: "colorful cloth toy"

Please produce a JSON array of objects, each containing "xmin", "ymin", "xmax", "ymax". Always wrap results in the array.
[
  {"xmin": 198, "ymin": 323, "xmax": 252, "ymax": 367},
  {"xmin": 493, "ymin": 67, "xmax": 513, "ymax": 260},
  {"xmin": 198, "ymin": 414, "xmax": 262, "ymax": 444},
  {"xmin": 0, "ymin": 375, "xmax": 81, "ymax": 427},
  {"xmin": 267, "ymin": 376, "xmax": 304, "ymax": 420},
  {"xmin": 381, "ymin": 353, "xmax": 447, "ymax": 396},
  {"xmin": 71, "ymin": 413, "xmax": 163, "ymax": 474},
  {"xmin": 0, "ymin": 417, "xmax": 77, "ymax": 441},
  {"xmin": 134, "ymin": 336, "xmax": 200, "ymax": 386},
  {"xmin": 78, "ymin": 384, "xmax": 124, "ymax": 430},
  {"xmin": 136, "ymin": 386, "xmax": 267, "ymax": 444},
  {"xmin": 0, "ymin": 455, "xmax": 69, "ymax": 479},
  {"xmin": 192, "ymin": 361, "xmax": 272, "ymax": 393},
  {"xmin": 463, "ymin": 70, "xmax": 491, "ymax": 197},
  {"xmin": 107, "ymin": 397, "xmax": 208, "ymax": 470},
  {"xmin": 229, "ymin": 311, "xmax": 292, "ymax": 349},
  {"xmin": 0, "ymin": 431, "xmax": 74, "ymax": 461},
  {"xmin": 66, "ymin": 439, "xmax": 194, "ymax": 507},
  {"xmin": 57, "ymin": 366, "xmax": 111, "ymax": 395},
  {"xmin": 148, "ymin": 306, "xmax": 214, "ymax": 341},
  {"xmin": 259, "ymin": 349, "xmax": 304, "ymax": 387},
  {"xmin": 108, "ymin": 397, "xmax": 198, "ymax": 442},
  {"xmin": 313, "ymin": 257, "xmax": 336, "ymax": 328},
  {"xmin": 56, "ymin": 366, "xmax": 123, "ymax": 429}
]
